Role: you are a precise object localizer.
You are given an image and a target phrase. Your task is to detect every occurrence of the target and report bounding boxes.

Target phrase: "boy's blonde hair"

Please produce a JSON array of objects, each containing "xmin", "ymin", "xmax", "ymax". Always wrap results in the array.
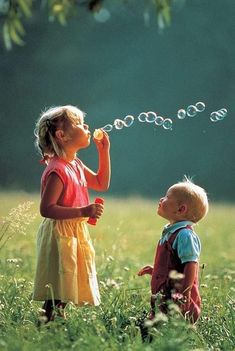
[
  {"xmin": 170, "ymin": 177, "xmax": 209, "ymax": 223},
  {"xmin": 34, "ymin": 105, "xmax": 85, "ymax": 160}
]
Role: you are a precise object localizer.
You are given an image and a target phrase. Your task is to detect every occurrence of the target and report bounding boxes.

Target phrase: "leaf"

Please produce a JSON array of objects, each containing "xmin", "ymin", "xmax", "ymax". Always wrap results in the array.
[
  {"xmin": 154, "ymin": 0, "xmax": 172, "ymax": 28},
  {"xmin": 58, "ymin": 12, "xmax": 67, "ymax": 26},
  {"xmin": 3, "ymin": 22, "xmax": 12, "ymax": 50},
  {"xmin": 162, "ymin": 4, "xmax": 171, "ymax": 25},
  {"xmin": 53, "ymin": 4, "xmax": 64, "ymax": 14},
  {"xmin": 9, "ymin": 23, "xmax": 25, "ymax": 46},
  {"xmin": 13, "ymin": 17, "xmax": 26, "ymax": 36},
  {"xmin": 17, "ymin": 0, "xmax": 32, "ymax": 18}
]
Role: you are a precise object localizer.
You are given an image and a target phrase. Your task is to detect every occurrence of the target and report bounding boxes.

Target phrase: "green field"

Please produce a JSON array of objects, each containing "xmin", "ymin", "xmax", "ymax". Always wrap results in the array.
[{"xmin": 0, "ymin": 192, "xmax": 235, "ymax": 350}]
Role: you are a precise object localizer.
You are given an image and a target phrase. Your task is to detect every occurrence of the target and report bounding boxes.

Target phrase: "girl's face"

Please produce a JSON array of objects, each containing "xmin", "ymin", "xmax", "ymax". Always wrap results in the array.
[
  {"xmin": 65, "ymin": 116, "xmax": 91, "ymax": 150},
  {"xmin": 157, "ymin": 187, "xmax": 181, "ymax": 223}
]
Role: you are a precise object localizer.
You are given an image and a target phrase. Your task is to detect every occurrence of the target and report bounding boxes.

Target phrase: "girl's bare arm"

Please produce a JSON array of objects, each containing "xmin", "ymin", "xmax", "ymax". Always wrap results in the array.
[
  {"xmin": 40, "ymin": 173, "xmax": 103, "ymax": 220},
  {"xmin": 84, "ymin": 131, "xmax": 111, "ymax": 191}
]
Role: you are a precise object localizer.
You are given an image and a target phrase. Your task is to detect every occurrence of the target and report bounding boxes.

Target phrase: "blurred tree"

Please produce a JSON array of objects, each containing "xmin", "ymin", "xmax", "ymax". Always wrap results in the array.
[{"xmin": 0, "ymin": 0, "xmax": 184, "ymax": 50}]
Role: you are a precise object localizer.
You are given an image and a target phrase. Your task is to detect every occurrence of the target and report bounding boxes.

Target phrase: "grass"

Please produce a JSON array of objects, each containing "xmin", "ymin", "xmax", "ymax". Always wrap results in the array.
[{"xmin": 0, "ymin": 192, "xmax": 235, "ymax": 350}]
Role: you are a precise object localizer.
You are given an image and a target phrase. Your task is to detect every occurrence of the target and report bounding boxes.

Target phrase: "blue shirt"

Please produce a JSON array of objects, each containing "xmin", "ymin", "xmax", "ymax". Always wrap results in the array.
[{"xmin": 159, "ymin": 221, "xmax": 201, "ymax": 264}]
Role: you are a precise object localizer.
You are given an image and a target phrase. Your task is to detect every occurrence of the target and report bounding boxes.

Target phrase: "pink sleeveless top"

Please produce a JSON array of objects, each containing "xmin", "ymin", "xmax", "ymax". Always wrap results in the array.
[{"xmin": 41, "ymin": 157, "xmax": 89, "ymax": 207}]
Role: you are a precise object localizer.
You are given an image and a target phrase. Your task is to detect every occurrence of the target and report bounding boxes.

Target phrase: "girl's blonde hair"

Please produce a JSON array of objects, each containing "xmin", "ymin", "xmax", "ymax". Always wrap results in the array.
[
  {"xmin": 34, "ymin": 105, "xmax": 85, "ymax": 160},
  {"xmin": 170, "ymin": 176, "xmax": 209, "ymax": 223}
]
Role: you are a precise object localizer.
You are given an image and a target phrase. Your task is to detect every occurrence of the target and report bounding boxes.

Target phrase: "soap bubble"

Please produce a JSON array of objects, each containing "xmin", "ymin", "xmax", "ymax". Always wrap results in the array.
[
  {"xmin": 216, "ymin": 111, "xmax": 225, "ymax": 121},
  {"xmin": 102, "ymin": 124, "xmax": 113, "ymax": 132},
  {"xmin": 114, "ymin": 119, "xmax": 125, "ymax": 130},
  {"xmin": 93, "ymin": 8, "xmax": 111, "ymax": 23},
  {"xmin": 98, "ymin": 101, "xmax": 227, "ymax": 135},
  {"xmin": 155, "ymin": 116, "xmax": 164, "ymax": 126},
  {"xmin": 138, "ymin": 112, "xmax": 148, "ymax": 122},
  {"xmin": 162, "ymin": 118, "xmax": 173, "ymax": 130},
  {"xmin": 195, "ymin": 102, "xmax": 206, "ymax": 112},
  {"xmin": 123, "ymin": 115, "xmax": 135, "ymax": 127},
  {"xmin": 220, "ymin": 108, "xmax": 227, "ymax": 115},
  {"xmin": 210, "ymin": 112, "xmax": 220, "ymax": 122},
  {"xmin": 177, "ymin": 109, "xmax": 186, "ymax": 120},
  {"xmin": 218, "ymin": 108, "xmax": 227, "ymax": 118},
  {"xmin": 210, "ymin": 108, "xmax": 228, "ymax": 123},
  {"xmin": 146, "ymin": 111, "xmax": 157, "ymax": 123},
  {"xmin": 187, "ymin": 105, "xmax": 197, "ymax": 117}
]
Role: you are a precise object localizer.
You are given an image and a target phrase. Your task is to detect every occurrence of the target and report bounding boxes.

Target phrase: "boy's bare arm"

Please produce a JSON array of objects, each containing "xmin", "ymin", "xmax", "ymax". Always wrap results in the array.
[
  {"xmin": 181, "ymin": 261, "xmax": 198, "ymax": 308},
  {"xmin": 137, "ymin": 265, "xmax": 153, "ymax": 276}
]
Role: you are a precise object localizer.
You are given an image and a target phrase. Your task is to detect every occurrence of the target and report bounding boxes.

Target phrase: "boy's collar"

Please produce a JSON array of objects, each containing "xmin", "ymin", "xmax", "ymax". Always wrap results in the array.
[{"xmin": 162, "ymin": 220, "xmax": 194, "ymax": 235}]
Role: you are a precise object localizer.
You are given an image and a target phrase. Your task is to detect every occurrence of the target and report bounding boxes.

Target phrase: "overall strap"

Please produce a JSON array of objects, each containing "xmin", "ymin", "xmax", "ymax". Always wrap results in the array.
[{"xmin": 167, "ymin": 225, "xmax": 193, "ymax": 249}]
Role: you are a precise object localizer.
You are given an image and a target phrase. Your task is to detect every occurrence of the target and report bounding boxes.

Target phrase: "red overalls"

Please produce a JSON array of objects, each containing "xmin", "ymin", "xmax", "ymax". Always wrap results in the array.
[{"xmin": 151, "ymin": 226, "xmax": 201, "ymax": 323}]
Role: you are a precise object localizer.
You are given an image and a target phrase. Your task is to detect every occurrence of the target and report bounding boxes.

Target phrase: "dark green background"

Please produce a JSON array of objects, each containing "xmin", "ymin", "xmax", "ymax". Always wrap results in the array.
[{"xmin": 0, "ymin": 1, "xmax": 235, "ymax": 201}]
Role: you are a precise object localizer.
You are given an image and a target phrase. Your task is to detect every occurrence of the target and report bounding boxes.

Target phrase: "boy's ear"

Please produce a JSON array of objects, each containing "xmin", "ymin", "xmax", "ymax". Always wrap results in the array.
[{"xmin": 178, "ymin": 204, "xmax": 187, "ymax": 214}]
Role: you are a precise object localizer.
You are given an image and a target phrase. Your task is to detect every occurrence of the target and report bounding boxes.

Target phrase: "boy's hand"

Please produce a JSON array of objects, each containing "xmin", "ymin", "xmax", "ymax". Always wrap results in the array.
[
  {"xmin": 81, "ymin": 203, "xmax": 104, "ymax": 219},
  {"xmin": 148, "ymin": 310, "xmax": 155, "ymax": 321},
  {"xmin": 172, "ymin": 292, "xmax": 190, "ymax": 315},
  {"xmin": 137, "ymin": 265, "xmax": 153, "ymax": 276},
  {"xmin": 181, "ymin": 292, "xmax": 191, "ymax": 314},
  {"xmin": 93, "ymin": 131, "xmax": 110, "ymax": 152}
]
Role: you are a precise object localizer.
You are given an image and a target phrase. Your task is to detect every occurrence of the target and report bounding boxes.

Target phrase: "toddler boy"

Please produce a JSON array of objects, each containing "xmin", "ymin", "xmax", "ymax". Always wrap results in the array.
[{"xmin": 138, "ymin": 178, "xmax": 208, "ymax": 323}]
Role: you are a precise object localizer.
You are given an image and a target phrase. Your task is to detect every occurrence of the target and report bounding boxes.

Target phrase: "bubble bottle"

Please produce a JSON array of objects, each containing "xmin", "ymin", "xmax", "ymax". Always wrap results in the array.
[{"xmin": 87, "ymin": 198, "xmax": 104, "ymax": 225}]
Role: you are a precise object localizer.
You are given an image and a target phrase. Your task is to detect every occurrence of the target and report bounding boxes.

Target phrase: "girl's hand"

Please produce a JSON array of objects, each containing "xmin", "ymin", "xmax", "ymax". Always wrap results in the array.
[
  {"xmin": 137, "ymin": 265, "xmax": 153, "ymax": 276},
  {"xmin": 93, "ymin": 131, "xmax": 110, "ymax": 152},
  {"xmin": 81, "ymin": 203, "xmax": 104, "ymax": 218}
]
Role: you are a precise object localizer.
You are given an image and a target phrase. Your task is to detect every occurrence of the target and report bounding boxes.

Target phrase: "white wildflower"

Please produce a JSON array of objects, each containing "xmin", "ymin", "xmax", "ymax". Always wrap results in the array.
[
  {"xmin": 106, "ymin": 255, "xmax": 114, "ymax": 262},
  {"xmin": 154, "ymin": 312, "xmax": 168, "ymax": 323},
  {"xmin": 106, "ymin": 278, "xmax": 119, "ymax": 288},
  {"xmin": 0, "ymin": 201, "xmax": 36, "ymax": 251},
  {"xmin": 144, "ymin": 319, "xmax": 154, "ymax": 327},
  {"xmin": 169, "ymin": 270, "xmax": 185, "ymax": 280}
]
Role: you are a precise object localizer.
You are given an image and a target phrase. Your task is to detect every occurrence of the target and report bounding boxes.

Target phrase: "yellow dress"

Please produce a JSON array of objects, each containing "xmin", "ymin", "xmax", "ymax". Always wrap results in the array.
[
  {"xmin": 33, "ymin": 217, "xmax": 100, "ymax": 306},
  {"xmin": 33, "ymin": 157, "xmax": 100, "ymax": 306}
]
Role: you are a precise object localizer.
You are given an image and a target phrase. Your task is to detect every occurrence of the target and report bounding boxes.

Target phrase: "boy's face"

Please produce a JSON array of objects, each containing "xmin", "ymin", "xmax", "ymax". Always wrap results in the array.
[{"xmin": 157, "ymin": 186, "xmax": 182, "ymax": 223}]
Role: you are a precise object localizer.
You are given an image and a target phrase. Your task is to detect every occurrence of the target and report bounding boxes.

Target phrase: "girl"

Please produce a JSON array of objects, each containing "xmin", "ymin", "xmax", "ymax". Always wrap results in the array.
[{"xmin": 33, "ymin": 105, "xmax": 111, "ymax": 322}]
